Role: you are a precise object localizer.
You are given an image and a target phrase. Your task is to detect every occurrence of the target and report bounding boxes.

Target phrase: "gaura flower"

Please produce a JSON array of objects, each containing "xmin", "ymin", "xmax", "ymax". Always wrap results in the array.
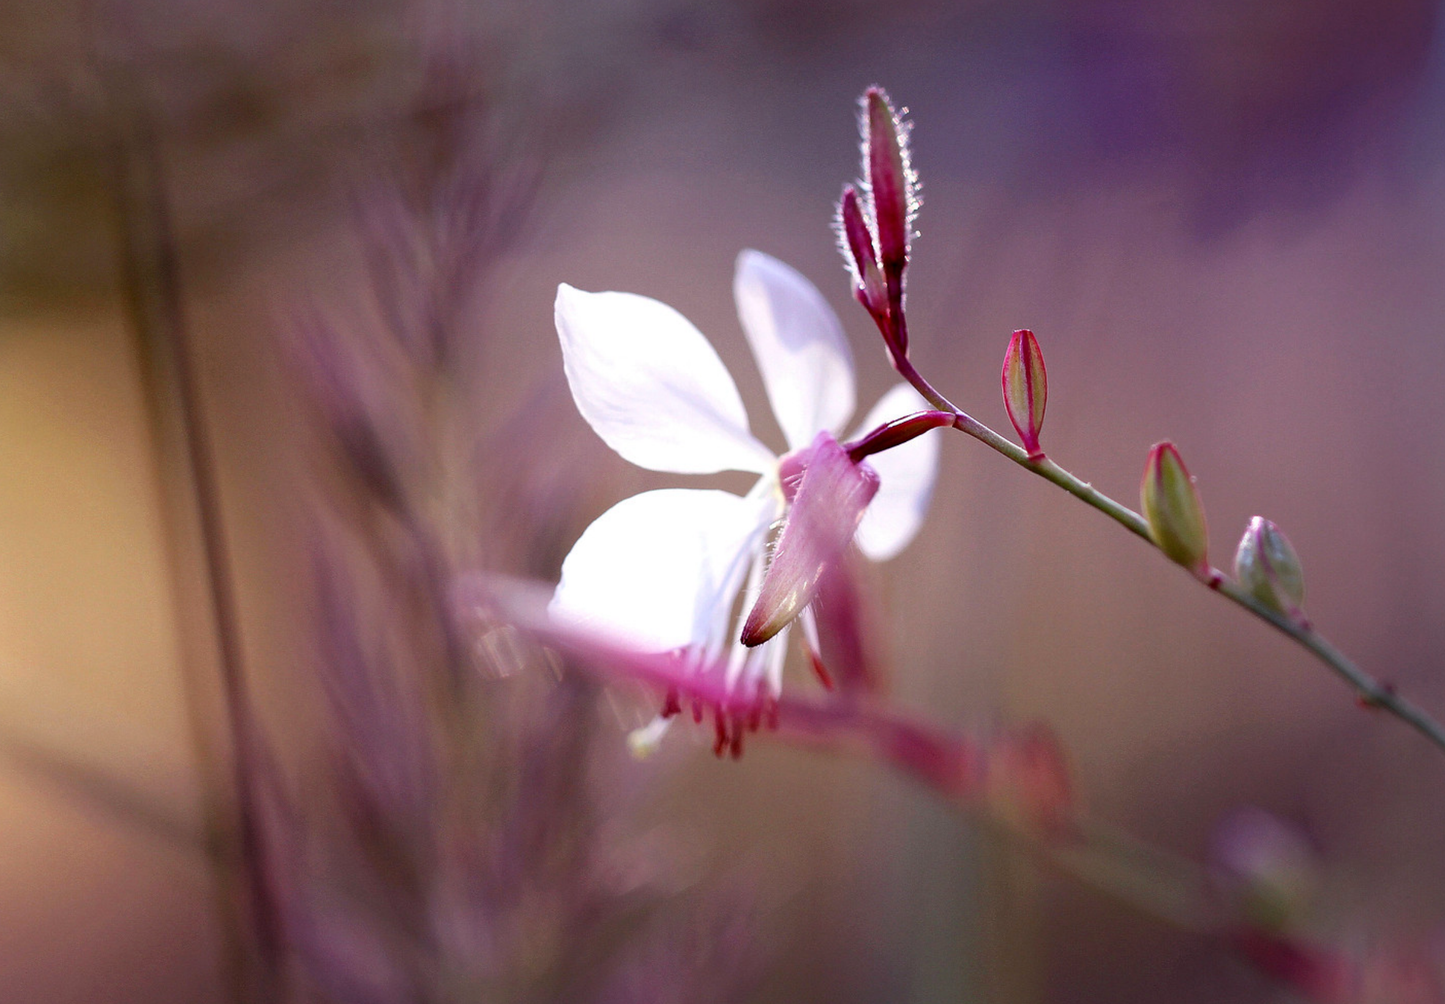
[{"xmin": 549, "ymin": 249, "xmax": 940, "ymax": 751}]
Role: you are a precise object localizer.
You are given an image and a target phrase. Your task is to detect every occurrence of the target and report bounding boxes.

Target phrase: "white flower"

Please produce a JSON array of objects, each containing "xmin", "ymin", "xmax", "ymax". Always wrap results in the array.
[{"xmin": 549, "ymin": 250, "xmax": 939, "ymax": 745}]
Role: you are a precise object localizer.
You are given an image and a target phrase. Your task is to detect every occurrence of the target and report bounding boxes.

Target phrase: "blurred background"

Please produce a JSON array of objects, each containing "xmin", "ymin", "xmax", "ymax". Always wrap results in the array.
[{"xmin": 3, "ymin": 0, "xmax": 1445, "ymax": 1000}]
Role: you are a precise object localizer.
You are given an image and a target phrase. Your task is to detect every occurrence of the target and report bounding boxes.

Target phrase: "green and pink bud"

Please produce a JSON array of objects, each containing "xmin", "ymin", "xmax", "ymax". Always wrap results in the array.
[
  {"xmin": 1234, "ymin": 517, "xmax": 1305, "ymax": 618},
  {"xmin": 1141, "ymin": 441, "xmax": 1210, "ymax": 575},
  {"xmin": 1001, "ymin": 329, "xmax": 1047, "ymax": 460}
]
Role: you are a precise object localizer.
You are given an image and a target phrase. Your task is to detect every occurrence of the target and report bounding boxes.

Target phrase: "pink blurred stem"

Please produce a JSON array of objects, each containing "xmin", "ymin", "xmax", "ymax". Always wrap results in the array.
[
  {"xmin": 476, "ymin": 584, "xmax": 1390, "ymax": 1004},
  {"xmin": 530, "ymin": 622, "xmax": 983, "ymax": 799},
  {"xmin": 543, "ymin": 626, "xmax": 1370, "ymax": 1004}
]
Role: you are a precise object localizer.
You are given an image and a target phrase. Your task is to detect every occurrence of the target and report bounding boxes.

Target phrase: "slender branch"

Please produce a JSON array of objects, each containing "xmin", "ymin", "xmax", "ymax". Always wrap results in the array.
[
  {"xmin": 1214, "ymin": 578, "xmax": 1445, "ymax": 751},
  {"xmin": 112, "ymin": 92, "xmax": 284, "ymax": 998},
  {"xmin": 889, "ymin": 349, "xmax": 1445, "ymax": 756}
]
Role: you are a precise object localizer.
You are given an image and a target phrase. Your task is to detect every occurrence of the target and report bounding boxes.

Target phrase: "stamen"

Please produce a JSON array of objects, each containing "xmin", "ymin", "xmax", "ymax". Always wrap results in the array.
[
  {"xmin": 809, "ymin": 648, "xmax": 836, "ymax": 691},
  {"xmin": 627, "ymin": 715, "xmax": 674, "ymax": 759},
  {"xmin": 726, "ymin": 549, "xmax": 769, "ymax": 691}
]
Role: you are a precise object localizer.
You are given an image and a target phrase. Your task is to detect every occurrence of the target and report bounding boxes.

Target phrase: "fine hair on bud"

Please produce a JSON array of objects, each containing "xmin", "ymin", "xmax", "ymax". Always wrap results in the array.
[
  {"xmin": 835, "ymin": 185, "xmax": 886, "ymax": 316},
  {"xmin": 857, "ymin": 86, "xmax": 920, "ymax": 272}
]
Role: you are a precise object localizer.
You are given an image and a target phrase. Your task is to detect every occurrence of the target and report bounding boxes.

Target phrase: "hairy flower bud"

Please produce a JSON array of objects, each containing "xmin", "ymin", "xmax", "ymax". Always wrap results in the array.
[
  {"xmin": 1001, "ymin": 329, "xmax": 1047, "ymax": 459},
  {"xmin": 838, "ymin": 185, "xmax": 886, "ymax": 317},
  {"xmin": 1234, "ymin": 517, "xmax": 1304, "ymax": 616},
  {"xmin": 864, "ymin": 87, "xmax": 914, "ymax": 272},
  {"xmin": 1141, "ymin": 442, "xmax": 1209, "ymax": 574}
]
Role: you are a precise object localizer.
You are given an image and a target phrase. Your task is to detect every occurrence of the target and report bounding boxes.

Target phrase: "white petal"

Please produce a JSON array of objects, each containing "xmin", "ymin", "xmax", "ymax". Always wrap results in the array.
[
  {"xmin": 556, "ymin": 285, "xmax": 775, "ymax": 474},
  {"xmin": 551, "ymin": 489, "xmax": 769, "ymax": 651},
  {"xmin": 733, "ymin": 250, "xmax": 856, "ymax": 451},
  {"xmin": 850, "ymin": 384, "xmax": 941, "ymax": 560}
]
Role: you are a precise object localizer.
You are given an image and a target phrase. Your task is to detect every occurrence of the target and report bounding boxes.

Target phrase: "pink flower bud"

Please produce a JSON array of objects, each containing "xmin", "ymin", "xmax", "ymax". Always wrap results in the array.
[
  {"xmin": 991, "ymin": 724, "xmax": 1076, "ymax": 841},
  {"xmin": 1001, "ymin": 329, "xmax": 1047, "ymax": 460},
  {"xmin": 838, "ymin": 185, "xmax": 886, "ymax": 317},
  {"xmin": 1229, "ymin": 930, "xmax": 1352, "ymax": 1004},
  {"xmin": 864, "ymin": 87, "xmax": 914, "ymax": 273},
  {"xmin": 1234, "ymin": 517, "xmax": 1305, "ymax": 617},
  {"xmin": 1141, "ymin": 441, "xmax": 1209, "ymax": 574},
  {"xmin": 843, "ymin": 409, "xmax": 954, "ymax": 462}
]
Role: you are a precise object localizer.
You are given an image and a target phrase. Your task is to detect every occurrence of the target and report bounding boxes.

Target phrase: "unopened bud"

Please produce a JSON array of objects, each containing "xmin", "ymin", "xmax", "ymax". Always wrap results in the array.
[
  {"xmin": 1211, "ymin": 808, "xmax": 1317, "ymax": 933},
  {"xmin": 864, "ymin": 87, "xmax": 914, "ymax": 271},
  {"xmin": 838, "ymin": 186, "xmax": 886, "ymax": 316},
  {"xmin": 991, "ymin": 724, "xmax": 1076, "ymax": 841},
  {"xmin": 1001, "ymin": 329, "xmax": 1047, "ymax": 459},
  {"xmin": 844, "ymin": 409, "xmax": 953, "ymax": 462},
  {"xmin": 1141, "ymin": 442, "xmax": 1209, "ymax": 574},
  {"xmin": 1234, "ymin": 517, "xmax": 1304, "ymax": 616}
]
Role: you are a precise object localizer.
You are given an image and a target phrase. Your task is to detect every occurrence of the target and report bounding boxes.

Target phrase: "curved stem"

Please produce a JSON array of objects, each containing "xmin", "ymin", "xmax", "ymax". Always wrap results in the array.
[
  {"xmin": 890, "ymin": 351, "xmax": 1445, "ymax": 757},
  {"xmin": 1214, "ymin": 577, "xmax": 1445, "ymax": 752}
]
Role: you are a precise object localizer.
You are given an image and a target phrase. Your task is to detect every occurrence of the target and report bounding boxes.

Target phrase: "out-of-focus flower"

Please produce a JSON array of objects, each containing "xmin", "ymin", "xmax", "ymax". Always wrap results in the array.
[
  {"xmin": 989, "ymin": 723, "xmax": 1076, "ymax": 841},
  {"xmin": 1356, "ymin": 945, "xmax": 1445, "ymax": 1004},
  {"xmin": 551, "ymin": 249, "xmax": 940, "ymax": 752},
  {"xmin": 1210, "ymin": 807, "xmax": 1318, "ymax": 933}
]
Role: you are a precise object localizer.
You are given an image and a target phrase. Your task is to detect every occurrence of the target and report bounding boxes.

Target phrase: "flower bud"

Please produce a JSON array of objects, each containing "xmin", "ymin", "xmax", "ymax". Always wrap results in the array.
[
  {"xmin": 1001, "ymin": 329, "xmax": 1047, "ymax": 459},
  {"xmin": 1141, "ymin": 441, "xmax": 1209, "ymax": 573},
  {"xmin": 864, "ymin": 87, "xmax": 914, "ymax": 272},
  {"xmin": 838, "ymin": 185, "xmax": 886, "ymax": 317},
  {"xmin": 990, "ymin": 724, "xmax": 1075, "ymax": 841},
  {"xmin": 1234, "ymin": 517, "xmax": 1304, "ymax": 616},
  {"xmin": 844, "ymin": 409, "xmax": 953, "ymax": 462},
  {"xmin": 1210, "ymin": 808, "xmax": 1317, "ymax": 933}
]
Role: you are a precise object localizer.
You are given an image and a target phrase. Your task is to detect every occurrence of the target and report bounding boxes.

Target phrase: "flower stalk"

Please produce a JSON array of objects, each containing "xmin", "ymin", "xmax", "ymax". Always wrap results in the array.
[
  {"xmin": 114, "ymin": 96, "xmax": 282, "ymax": 1001},
  {"xmin": 837, "ymin": 87, "xmax": 1445, "ymax": 759},
  {"xmin": 892, "ymin": 348, "xmax": 1445, "ymax": 754}
]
